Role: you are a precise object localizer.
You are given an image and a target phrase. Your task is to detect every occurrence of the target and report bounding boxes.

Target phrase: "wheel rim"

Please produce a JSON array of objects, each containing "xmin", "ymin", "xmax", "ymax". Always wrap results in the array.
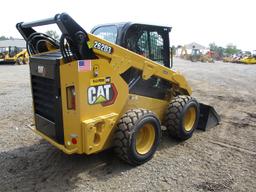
[
  {"xmin": 183, "ymin": 106, "xmax": 196, "ymax": 132},
  {"xmin": 17, "ymin": 58, "xmax": 23, "ymax": 65},
  {"xmin": 135, "ymin": 123, "xmax": 155, "ymax": 155}
]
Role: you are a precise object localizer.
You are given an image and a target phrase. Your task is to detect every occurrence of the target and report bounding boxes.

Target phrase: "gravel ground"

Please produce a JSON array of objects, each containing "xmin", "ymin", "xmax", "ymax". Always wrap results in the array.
[{"xmin": 0, "ymin": 58, "xmax": 255, "ymax": 192}]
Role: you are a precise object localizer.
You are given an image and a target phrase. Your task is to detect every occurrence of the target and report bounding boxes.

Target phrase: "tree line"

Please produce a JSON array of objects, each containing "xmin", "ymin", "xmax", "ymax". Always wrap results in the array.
[
  {"xmin": 0, "ymin": 30, "xmax": 60, "ymax": 41},
  {"xmin": 209, "ymin": 43, "xmax": 249, "ymax": 56},
  {"xmin": 0, "ymin": 36, "xmax": 15, "ymax": 40}
]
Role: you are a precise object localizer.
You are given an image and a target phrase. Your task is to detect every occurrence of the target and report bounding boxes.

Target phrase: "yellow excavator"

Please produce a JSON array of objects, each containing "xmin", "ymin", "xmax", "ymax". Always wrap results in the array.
[{"xmin": 17, "ymin": 13, "xmax": 220, "ymax": 165}]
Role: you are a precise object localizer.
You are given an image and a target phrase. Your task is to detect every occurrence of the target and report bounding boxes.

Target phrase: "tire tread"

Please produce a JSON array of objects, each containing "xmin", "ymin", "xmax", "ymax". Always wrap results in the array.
[
  {"xmin": 165, "ymin": 95, "xmax": 197, "ymax": 140},
  {"xmin": 114, "ymin": 109, "xmax": 156, "ymax": 164}
]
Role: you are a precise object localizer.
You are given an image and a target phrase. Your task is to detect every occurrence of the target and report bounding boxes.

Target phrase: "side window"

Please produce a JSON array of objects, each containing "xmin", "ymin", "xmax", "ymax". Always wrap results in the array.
[
  {"xmin": 137, "ymin": 31, "xmax": 149, "ymax": 57},
  {"xmin": 93, "ymin": 26, "xmax": 117, "ymax": 44},
  {"xmin": 149, "ymin": 31, "xmax": 164, "ymax": 64}
]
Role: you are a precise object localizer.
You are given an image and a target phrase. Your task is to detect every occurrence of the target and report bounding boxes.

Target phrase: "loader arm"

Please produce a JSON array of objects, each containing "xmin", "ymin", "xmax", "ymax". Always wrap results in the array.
[
  {"xmin": 88, "ymin": 33, "xmax": 192, "ymax": 95},
  {"xmin": 17, "ymin": 13, "xmax": 191, "ymax": 96}
]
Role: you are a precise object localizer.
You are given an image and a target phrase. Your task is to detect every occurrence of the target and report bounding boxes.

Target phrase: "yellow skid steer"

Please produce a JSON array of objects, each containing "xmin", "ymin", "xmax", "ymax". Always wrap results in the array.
[{"xmin": 17, "ymin": 13, "xmax": 220, "ymax": 165}]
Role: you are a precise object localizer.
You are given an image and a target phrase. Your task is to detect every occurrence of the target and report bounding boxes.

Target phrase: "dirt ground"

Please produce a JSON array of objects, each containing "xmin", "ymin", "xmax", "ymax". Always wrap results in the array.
[{"xmin": 0, "ymin": 58, "xmax": 255, "ymax": 192}]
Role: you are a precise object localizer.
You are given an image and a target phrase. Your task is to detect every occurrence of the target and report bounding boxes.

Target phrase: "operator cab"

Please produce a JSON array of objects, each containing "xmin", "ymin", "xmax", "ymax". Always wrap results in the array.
[
  {"xmin": 191, "ymin": 48, "xmax": 202, "ymax": 56},
  {"xmin": 252, "ymin": 50, "xmax": 256, "ymax": 58},
  {"xmin": 92, "ymin": 23, "xmax": 172, "ymax": 100},
  {"xmin": 8, "ymin": 46, "xmax": 22, "ymax": 57},
  {"xmin": 0, "ymin": 47, "xmax": 7, "ymax": 59},
  {"xmin": 91, "ymin": 23, "xmax": 171, "ymax": 68}
]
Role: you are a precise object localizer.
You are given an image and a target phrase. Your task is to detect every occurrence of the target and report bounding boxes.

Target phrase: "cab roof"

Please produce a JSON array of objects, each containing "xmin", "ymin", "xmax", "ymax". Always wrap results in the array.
[{"xmin": 91, "ymin": 22, "xmax": 171, "ymax": 34}]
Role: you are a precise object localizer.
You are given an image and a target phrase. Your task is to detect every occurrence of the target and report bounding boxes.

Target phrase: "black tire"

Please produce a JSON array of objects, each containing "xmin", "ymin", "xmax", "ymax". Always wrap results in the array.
[
  {"xmin": 23, "ymin": 57, "xmax": 29, "ymax": 65},
  {"xmin": 165, "ymin": 95, "xmax": 199, "ymax": 140},
  {"xmin": 191, "ymin": 56, "xmax": 197, "ymax": 62},
  {"xmin": 16, "ymin": 57, "xmax": 24, "ymax": 65},
  {"xmin": 114, "ymin": 109, "xmax": 161, "ymax": 165}
]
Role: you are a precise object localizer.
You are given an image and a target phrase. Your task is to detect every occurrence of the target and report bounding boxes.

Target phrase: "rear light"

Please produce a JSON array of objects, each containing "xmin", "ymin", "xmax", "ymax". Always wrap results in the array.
[
  {"xmin": 66, "ymin": 86, "xmax": 76, "ymax": 110},
  {"xmin": 71, "ymin": 138, "xmax": 77, "ymax": 145}
]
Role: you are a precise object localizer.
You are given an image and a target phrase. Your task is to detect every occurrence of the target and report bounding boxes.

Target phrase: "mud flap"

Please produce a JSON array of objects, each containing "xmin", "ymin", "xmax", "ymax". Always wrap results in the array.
[{"xmin": 197, "ymin": 103, "xmax": 221, "ymax": 131}]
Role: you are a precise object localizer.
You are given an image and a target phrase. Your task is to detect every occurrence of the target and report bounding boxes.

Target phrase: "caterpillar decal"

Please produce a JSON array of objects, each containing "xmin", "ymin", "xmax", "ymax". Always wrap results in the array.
[{"xmin": 87, "ymin": 83, "xmax": 118, "ymax": 106}]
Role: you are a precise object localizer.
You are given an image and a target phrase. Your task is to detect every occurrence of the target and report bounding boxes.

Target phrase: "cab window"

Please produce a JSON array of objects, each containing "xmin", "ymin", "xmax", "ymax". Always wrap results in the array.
[
  {"xmin": 9, "ymin": 46, "xmax": 18, "ymax": 57},
  {"xmin": 125, "ymin": 26, "xmax": 167, "ymax": 66},
  {"xmin": 93, "ymin": 26, "xmax": 117, "ymax": 44},
  {"xmin": 136, "ymin": 31, "xmax": 150, "ymax": 57},
  {"xmin": 149, "ymin": 31, "xmax": 164, "ymax": 64}
]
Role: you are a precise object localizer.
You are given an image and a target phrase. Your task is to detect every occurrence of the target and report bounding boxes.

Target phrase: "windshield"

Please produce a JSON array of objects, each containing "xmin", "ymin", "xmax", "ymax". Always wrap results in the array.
[
  {"xmin": 92, "ymin": 25, "xmax": 117, "ymax": 44},
  {"xmin": 0, "ymin": 47, "xmax": 7, "ymax": 53}
]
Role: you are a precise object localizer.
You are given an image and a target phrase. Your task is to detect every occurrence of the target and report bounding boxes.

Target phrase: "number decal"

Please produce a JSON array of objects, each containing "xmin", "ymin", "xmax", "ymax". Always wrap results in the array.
[{"xmin": 93, "ymin": 41, "xmax": 112, "ymax": 54}]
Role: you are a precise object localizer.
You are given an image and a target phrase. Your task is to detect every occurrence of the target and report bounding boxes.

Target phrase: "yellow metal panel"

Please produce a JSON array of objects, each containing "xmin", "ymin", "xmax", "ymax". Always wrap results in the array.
[
  {"xmin": 82, "ymin": 113, "xmax": 118, "ymax": 154},
  {"xmin": 123, "ymin": 94, "xmax": 169, "ymax": 122},
  {"xmin": 60, "ymin": 61, "xmax": 82, "ymax": 153},
  {"xmin": 142, "ymin": 61, "xmax": 156, "ymax": 80},
  {"xmin": 60, "ymin": 58, "xmax": 129, "ymax": 154}
]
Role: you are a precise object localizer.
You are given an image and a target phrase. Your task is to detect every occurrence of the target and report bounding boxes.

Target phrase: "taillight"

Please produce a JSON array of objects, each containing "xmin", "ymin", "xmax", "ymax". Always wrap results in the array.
[
  {"xmin": 71, "ymin": 138, "xmax": 77, "ymax": 145},
  {"xmin": 66, "ymin": 86, "xmax": 76, "ymax": 110}
]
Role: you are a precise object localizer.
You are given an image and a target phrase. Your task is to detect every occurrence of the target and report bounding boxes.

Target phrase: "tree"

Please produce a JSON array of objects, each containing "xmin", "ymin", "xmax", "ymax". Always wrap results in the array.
[
  {"xmin": 209, "ymin": 43, "xmax": 225, "ymax": 60},
  {"xmin": 0, "ymin": 36, "xmax": 9, "ymax": 40},
  {"xmin": 45, "ymin": 30, "xmax": 60, "ymax": 40},
  {"xmin": 0, "ymin": 36, "xmax": 15, "ymax": 40},
  {"xmin": 225, "ymin": 44, "xmax": 241, "ymax": 55},
  {"xmin": 209, "ymin": 43, "xmax": 218, "ymax": 52}
]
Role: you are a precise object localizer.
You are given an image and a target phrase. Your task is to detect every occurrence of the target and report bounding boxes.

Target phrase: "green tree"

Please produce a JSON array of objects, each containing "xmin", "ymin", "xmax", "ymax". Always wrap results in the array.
[
  {"xmin": 225, "ymin": 44, "xmax": 240, "ymax": 55},
  {"xmin": 45, "ymin": 30, "xmax": 60, "ymax": 40},
  {"xmin": 209, "ymin": 43, "xmax": 218, "ymax": 52},
  {"xmin": 0, "ymin": 36, "xmax": 9, "ymax": 40},
  {"xmin": 209, "ymin": 43, "xmax": 225, "ymax": 59},
  {"xmin": 0, "ymin": 36, "xmax": 15, "ymax": 40}
]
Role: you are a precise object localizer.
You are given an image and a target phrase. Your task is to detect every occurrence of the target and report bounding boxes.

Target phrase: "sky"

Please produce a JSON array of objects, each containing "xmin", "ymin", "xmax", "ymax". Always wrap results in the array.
[{"xmin": 1, "ymin": 0, "xmax": 255, "ymax": 51}]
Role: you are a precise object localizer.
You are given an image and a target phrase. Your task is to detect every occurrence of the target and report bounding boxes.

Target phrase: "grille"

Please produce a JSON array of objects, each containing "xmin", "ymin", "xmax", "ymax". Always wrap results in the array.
[
  {"xmin": 29, "ymin": 53, "xmax": 64, "ymax": 144},
  {"xmin": 31, "ymin": 75, "xmax": 55, "ymax": 122}
]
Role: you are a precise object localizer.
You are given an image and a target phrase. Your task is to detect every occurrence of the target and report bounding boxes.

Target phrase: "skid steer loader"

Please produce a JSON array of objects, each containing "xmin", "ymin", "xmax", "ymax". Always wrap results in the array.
[
  {"xmin": 16, "ymin": 13, "xmax": 220, "ymax": 165},
  {"xmin": 2, "ymin": 46, "xmax": 28, "ymax": 64}
]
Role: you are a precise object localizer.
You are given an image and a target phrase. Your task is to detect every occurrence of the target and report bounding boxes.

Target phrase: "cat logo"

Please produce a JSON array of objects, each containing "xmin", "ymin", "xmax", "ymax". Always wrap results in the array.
[{"xmin": 87, "ymin": 83, "xmax": 117, "ymax": 106}]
